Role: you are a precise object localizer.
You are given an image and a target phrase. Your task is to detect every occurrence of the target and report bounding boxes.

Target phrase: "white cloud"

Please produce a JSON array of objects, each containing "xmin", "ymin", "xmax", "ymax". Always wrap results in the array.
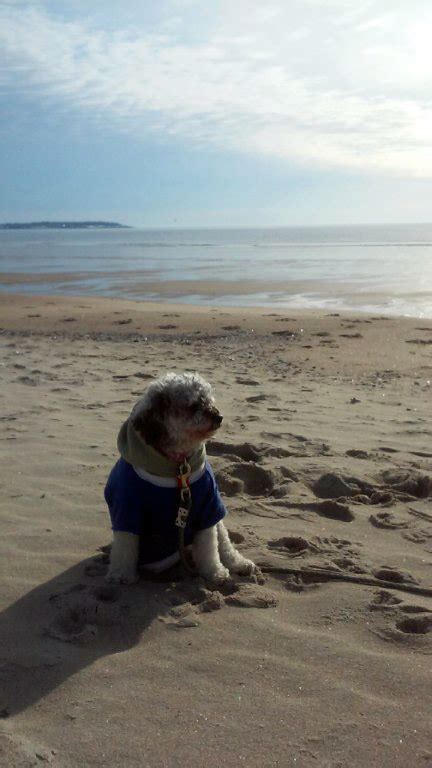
[{"xmin": 1, "ymin": 1, "xmax": 432, "ymax": 176}]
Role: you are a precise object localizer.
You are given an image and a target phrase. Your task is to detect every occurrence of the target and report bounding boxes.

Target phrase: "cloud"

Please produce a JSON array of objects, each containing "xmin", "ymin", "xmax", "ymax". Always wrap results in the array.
[{"xmin": 1, "ymin": 1, "xmax": 432, "ymax": 177}]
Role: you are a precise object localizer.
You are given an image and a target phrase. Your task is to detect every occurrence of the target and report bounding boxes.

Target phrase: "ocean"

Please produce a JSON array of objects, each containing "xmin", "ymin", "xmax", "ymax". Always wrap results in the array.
[{"xmin": 1, "ymin": 223, "xmax": 432, "ymax": 317}]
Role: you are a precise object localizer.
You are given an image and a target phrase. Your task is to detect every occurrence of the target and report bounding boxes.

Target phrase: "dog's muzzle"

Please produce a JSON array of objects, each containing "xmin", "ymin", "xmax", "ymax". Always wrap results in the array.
[{"xmin": 210, "ymin": 411, "xmax": 223, "ymax": 428}]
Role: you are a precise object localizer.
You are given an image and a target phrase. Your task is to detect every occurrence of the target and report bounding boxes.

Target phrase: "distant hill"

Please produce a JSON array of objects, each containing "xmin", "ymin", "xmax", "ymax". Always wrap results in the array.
[{"xmin": 0, "ymin": 221, "xmax": 131, "ymax": 230}]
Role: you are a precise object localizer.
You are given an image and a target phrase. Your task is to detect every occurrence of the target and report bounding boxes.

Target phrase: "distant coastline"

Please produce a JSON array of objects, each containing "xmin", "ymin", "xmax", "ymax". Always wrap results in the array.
[{"xmin": 0, "ymin": 221, "xmax": 131, "ymax": 230}]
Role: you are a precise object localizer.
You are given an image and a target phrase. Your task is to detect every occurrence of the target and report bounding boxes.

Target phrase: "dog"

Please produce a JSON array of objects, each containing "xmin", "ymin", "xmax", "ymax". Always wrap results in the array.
[{"xmin": 104, "ymin": 372, "xmax": 258, "ymax": 584}]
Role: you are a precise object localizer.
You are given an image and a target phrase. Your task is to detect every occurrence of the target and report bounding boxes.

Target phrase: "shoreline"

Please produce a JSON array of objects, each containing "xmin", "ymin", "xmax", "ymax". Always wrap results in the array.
[
  {"xmin": 2, "ymin": 289, "xmax": 432, "ymax": 325},
  {"xmin": 1, "ymin": 278, "xmax": 432, "ymax": 319}
]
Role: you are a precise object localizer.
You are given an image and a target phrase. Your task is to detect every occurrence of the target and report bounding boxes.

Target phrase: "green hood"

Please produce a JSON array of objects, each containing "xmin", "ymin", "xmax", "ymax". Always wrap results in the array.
[{"xmin": 117, "ymin": 417, "xmax": 206, "ymax": 476}]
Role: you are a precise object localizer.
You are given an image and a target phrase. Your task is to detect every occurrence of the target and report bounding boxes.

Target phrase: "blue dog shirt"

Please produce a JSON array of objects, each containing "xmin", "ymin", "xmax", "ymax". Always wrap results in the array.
[{"xmin": 104, "ymin": 458, "xmax": 226, "ymax": 565}]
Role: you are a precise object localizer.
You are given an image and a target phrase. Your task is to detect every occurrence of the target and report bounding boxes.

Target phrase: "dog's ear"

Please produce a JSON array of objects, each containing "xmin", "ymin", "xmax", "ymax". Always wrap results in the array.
[
  {"xmin": 132, "ymin": 412, "xmax": 168, "ymax": 449},
  {"xmin": 132, "ymin": 390, "xmax": 172, "ymax": 449}
]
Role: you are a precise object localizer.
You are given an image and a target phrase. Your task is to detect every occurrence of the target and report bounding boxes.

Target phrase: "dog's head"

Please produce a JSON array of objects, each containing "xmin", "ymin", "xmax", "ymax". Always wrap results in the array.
[{"xmin": 131, "ymin": 372, "xmax": 222, "ymax": 460}]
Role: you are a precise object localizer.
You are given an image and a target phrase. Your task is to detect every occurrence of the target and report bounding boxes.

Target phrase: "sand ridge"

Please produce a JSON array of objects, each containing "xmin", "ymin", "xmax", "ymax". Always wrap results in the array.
[{"xmin": 1, "ymin": 294, "xmax": 432, "ymax": 767}]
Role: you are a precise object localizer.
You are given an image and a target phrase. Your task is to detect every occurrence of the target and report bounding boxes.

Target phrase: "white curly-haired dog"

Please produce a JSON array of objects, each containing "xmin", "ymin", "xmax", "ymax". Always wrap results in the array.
[{"xmin": 104, "ymin": 372, "xmax": 258, "ymax": 584}]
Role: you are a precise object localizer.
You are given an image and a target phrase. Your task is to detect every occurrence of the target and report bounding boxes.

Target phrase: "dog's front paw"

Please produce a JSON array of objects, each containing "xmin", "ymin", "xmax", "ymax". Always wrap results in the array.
[
  {"xmin": 233, "ymin": 559, "xmax": 265, "ymax": 584},
  {"xmin": 230, "ymin": 557, "xmax": 256, "ymax": 575},
  {"xmin": 105, "ymin": 568, "xmax": 138, "ymax": 585},
  {"xmin": 202, "ymin": 564, "xmax": 231, "ymax": 585}
]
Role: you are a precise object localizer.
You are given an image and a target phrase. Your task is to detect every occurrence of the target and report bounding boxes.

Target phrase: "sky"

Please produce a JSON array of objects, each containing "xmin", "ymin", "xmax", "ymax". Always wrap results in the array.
[{"xmin": 1, "ymin": 0, "xmax": 432, "ymax": 227}]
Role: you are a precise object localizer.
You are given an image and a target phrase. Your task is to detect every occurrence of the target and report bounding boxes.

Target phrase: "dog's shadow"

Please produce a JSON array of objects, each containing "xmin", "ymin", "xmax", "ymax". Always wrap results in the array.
[{"xmin": 0, "ymin": 547, "xmax": 204, "ymax": 717}]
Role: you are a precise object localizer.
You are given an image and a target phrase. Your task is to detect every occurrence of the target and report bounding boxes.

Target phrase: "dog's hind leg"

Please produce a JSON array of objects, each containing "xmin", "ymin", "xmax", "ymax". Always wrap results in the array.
[
  {"xmin": 217, "ymin": 521, "xmax": 257, "ymax": 576},
  {"xmin": 192, "ymin": 525, "xmax": 230, "ymax": 583},
  {"xmin": 106, "ymin": 531, "xmax": 140, "ymax": 584}
]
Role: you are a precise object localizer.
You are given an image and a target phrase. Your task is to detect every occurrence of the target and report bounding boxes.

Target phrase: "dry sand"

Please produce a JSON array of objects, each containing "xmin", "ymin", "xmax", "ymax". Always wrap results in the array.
[{"xmin": 1, "ymin": 293, "xmax": 431, "ymax": 767}]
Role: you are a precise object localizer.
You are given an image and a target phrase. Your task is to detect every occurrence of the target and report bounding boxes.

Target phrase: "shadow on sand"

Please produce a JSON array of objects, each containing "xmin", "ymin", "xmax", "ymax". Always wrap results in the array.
[{"xmin": 0, "ymin": 548, "xmax": 200, "ymax": 717}]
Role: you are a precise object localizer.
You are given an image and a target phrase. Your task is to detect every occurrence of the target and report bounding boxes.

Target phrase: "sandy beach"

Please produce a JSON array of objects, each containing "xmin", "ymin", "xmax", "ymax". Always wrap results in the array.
[{"xmin": 1, "ymin": 292, "xmax": 431, "ymax": 767}]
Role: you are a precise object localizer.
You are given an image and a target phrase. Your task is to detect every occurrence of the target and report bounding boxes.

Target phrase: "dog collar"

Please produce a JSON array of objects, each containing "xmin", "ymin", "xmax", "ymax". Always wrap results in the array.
[{"xmin": 132, "ymin": 461, "xmax": 206, "ymax": 487}]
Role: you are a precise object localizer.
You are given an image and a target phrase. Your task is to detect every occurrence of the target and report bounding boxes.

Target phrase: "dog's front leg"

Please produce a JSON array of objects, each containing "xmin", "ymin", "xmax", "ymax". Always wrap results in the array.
[
  {"xmin": 217, "ymin": 521, "xmax": 259, "ymax": 577},
  {"xmin": 192, "ymin": 525, "xmax": 230, "ymax": 583},
  {"xmin": 106, "ymin": 531, "xmax": 139, "ymax": 584}
]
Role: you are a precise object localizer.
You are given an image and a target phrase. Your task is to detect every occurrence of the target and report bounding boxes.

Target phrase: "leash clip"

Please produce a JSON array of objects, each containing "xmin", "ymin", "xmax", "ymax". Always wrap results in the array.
[{"xmin": 177, "ymin": 460, "xmax": 192, "ymax": 490}]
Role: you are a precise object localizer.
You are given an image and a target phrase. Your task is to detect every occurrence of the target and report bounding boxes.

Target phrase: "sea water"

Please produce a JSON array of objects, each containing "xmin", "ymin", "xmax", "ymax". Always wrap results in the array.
[{"xmin": 1, "ymin": 223, "xmax": 432, "ymax": 317}]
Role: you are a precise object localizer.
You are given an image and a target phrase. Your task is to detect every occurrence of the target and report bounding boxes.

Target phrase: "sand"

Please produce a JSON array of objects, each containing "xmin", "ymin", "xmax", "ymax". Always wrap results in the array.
[{"xmin": 0, "ymin": 293, "xmax": 431, "ymax": 767}]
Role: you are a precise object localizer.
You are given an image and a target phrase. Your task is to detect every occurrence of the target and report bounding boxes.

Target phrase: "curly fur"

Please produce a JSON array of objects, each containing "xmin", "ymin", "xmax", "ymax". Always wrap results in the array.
[
  {"xmin": 106, "ymin": 372, "xmax": 258, "ymax": 584},
  {"xmin": 135, "ymin": 372, "xmax": 214, "ymax": 416},
  {"xmin": 131, "ymin": 372, "xmax": 222, "ymax": 458}
]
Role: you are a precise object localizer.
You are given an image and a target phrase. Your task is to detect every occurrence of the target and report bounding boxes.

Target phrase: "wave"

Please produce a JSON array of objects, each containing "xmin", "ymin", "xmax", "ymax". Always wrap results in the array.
[
  {"xmin": 116, "ymin": 242, "xmax": 222, "ymax": 248},
  {"xmin": 252, "ymin": 242, "xmax": 432, "ymax": 248},
  {"xmin": 117, "ymin": 241, "xmax": 432, "ymax": 249}
]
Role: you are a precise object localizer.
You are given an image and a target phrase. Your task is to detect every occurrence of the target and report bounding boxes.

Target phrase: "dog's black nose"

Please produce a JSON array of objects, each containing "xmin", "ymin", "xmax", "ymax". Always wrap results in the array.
[{"xmin": 213, "ymin": 412, "xmax": 223, "ymax": 427}]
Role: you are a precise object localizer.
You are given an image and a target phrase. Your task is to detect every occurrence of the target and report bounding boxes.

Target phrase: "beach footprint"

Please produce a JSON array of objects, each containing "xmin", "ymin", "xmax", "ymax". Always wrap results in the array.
[
  {"xmin": 284, "ymin": 574, "xmax": 323, "ymax": 592},
  {"xmin": 267, "ymin": 533, "xmax": 364, "ymax": 574},
  {"xmin": 372, "ymin": 566, "xmax": 418, "ymax": 585},
  {"xmin": 46, "ymin": 584, "xmax": 126, "ymax": 643},
  {"xmin": 215, "ymin": 462, "xmax": 277, "ymax": 498},
  {"xmin": 284, "ymin": 499, "xmax": 355, "ymax": 522},
  {"xmin": 368, "ymin": 589, "xmax": 402, "ymax": 611},
  {"xmin": 268, "ymin": 535, "xmax": 312, "ymax": 557},
  {"xmin": 369, "ymin": 511, "xmax": 410, "ymax": 529},
  {"xmin": 396, "ymin": 614, "xmax": 432, "ymax": 635},
  {"xmin": 368, "ymin": 590, "xmax": 432, "ymax": 646}
]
